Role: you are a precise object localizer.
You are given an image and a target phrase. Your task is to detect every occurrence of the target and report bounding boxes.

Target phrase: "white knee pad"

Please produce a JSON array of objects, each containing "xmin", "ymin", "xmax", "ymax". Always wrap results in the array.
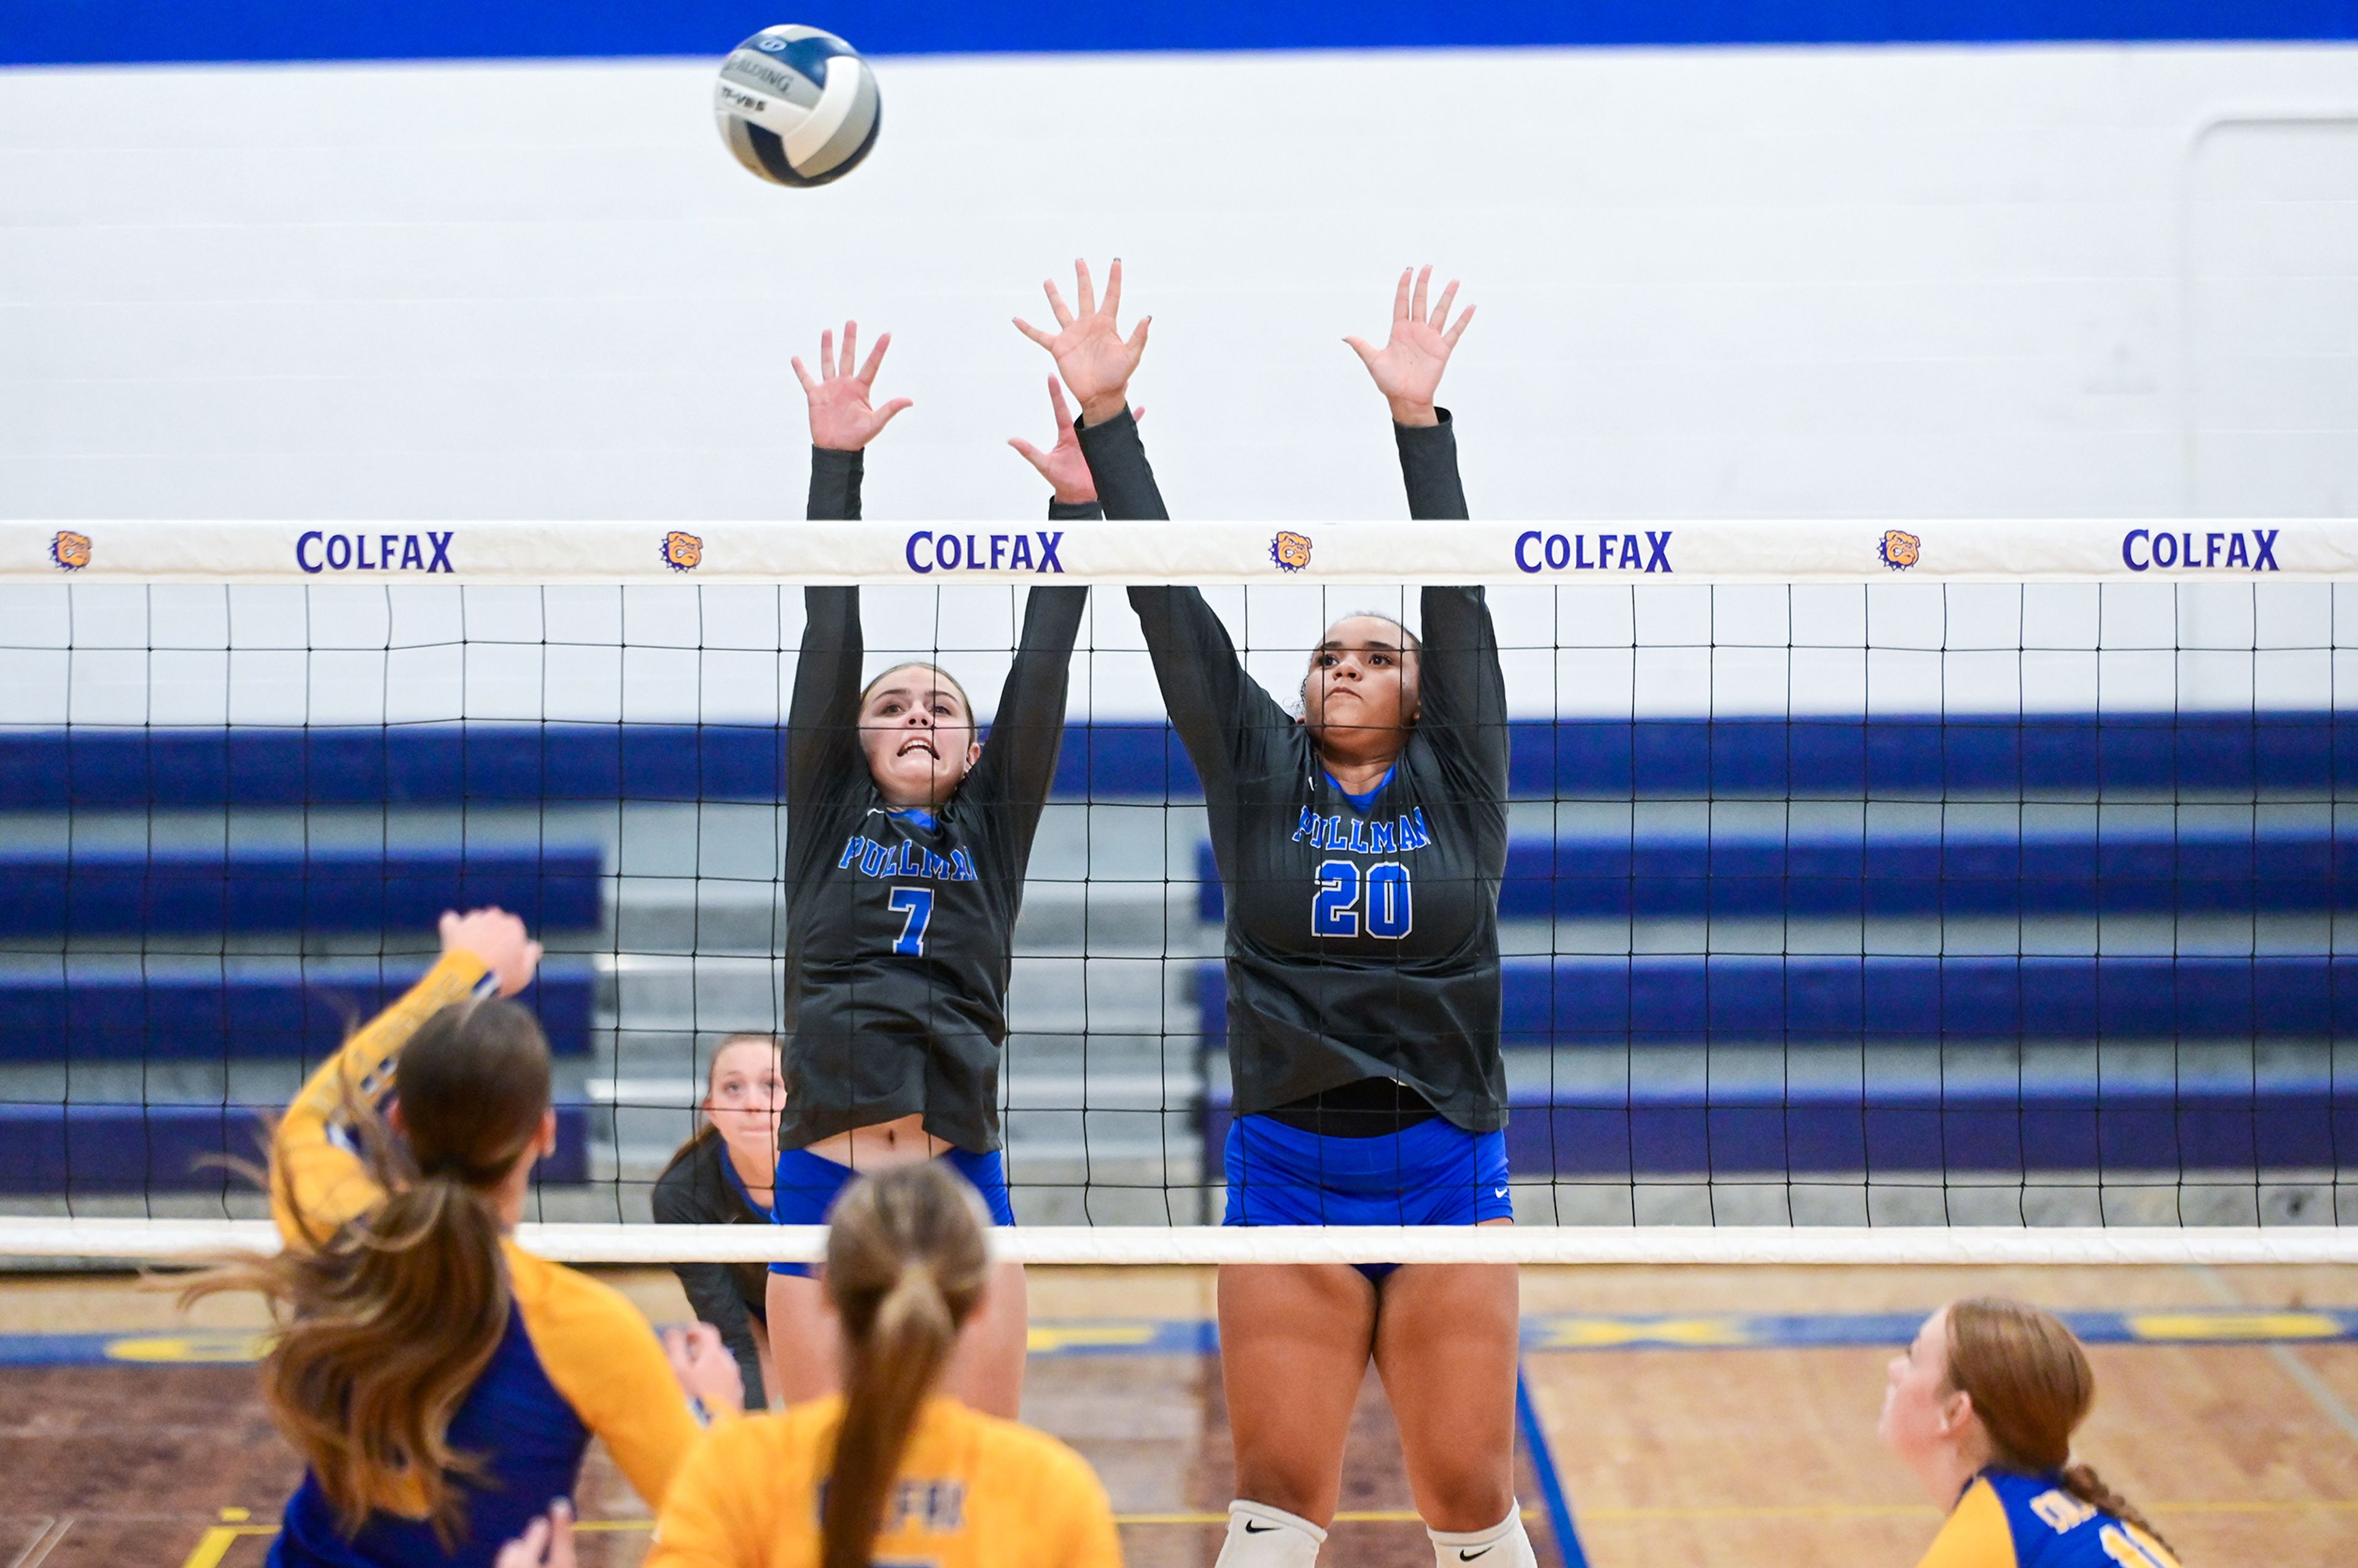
[
  {"xmin": 1215, "ymin": 1500, "xmax": 1326, "ymax": 1568},
  {"xmin": 1428, "ymin": 1503, "xmax": 1538, "ymax": 1568}
]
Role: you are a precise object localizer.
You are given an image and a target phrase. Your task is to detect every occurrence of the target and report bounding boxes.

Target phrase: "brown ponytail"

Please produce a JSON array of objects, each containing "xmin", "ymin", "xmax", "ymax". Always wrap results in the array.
[
  {"xmin": 819, "ymin": 1163, "xmax": 991, "ymax": 1568},
  {"xmin": 184, "ymin": 999, "xmax": 553, "ymax": 1546},
  {"xmin": 1945, "ymin": 1297, "xmax": 2176, "ymax": 1557}
]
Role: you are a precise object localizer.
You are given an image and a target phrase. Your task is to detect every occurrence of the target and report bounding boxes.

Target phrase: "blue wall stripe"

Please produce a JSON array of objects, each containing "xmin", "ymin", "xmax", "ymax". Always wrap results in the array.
[
  {"xmin": 0, "ymin": 1102, "xmax": 590, "ymax": 1193},
  {"xmin": 1199, "ymin": 828, "xmax": 2358, "ymax": 922},
  {"xmin": 7, "ymin": 714, "xmax": 2352, "ymax": 807},
  {"xmin": 0, "ymin": 962, "xmax": 595, "ymax": 1062},
  {"xmin": 4, "ymin": 1, "xmax": 2355, "ymax": 67},
  {"xmin": 0, "ymin": 848, "xmax": 603, "ymax": 936},
  {"xmin": 1197, "ymin": 953, "xmax": 2358, "ymax": 1045},
  {"xmin": 1205, "ymin": 1083, "xmax": 2358, "ymax": 1174}
]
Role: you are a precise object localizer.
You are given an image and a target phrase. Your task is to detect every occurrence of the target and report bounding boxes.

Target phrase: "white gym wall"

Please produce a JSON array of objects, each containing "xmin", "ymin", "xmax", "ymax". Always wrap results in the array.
[{"xmin": 4, "ymin": 45, "xmax": 2356, "ymax": 529}]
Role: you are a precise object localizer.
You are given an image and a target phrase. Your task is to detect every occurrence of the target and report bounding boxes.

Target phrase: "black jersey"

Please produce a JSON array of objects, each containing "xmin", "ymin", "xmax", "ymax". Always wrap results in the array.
[
  {"xmin": 778, "ymin": 446, "xmax": 1094, "ymax": 1152},
  {"xmin": 1076, "ymin": 411, "xmax": 1511, "ymax": 1131}
]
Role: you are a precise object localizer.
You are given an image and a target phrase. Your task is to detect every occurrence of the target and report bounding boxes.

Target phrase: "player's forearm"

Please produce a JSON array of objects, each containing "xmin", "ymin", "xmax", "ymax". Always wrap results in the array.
[
  {"xmin": 807, "ymin": 443, "xmax": 863, "ymax": 521},
  {"xmin": 1395, "ymin": 408, "xmax": 1468, "ymax": 521},
  {"xmin": 1074, "ymin": 408, "xmax": 1169, "ymax": 522}
]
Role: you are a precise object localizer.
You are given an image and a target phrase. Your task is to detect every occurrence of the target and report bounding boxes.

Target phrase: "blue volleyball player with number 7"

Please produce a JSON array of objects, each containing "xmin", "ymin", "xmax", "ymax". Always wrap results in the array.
[{"xmin": 765, "ymin": 320, "xmax": 1101, "ymax": 1419}]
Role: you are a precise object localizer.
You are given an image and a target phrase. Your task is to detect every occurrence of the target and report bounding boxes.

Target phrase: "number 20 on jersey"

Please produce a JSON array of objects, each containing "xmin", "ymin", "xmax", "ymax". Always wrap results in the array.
[{"xmin": 1313, "ymin": 860, "xmax": 1412, "ymax": 939}]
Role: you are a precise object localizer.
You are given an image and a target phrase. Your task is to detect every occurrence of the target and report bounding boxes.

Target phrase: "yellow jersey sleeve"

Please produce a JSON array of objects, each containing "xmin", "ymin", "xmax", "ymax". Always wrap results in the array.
[
  {"xmin": 510, "ymin": 1249, "xmax": 720, "ymax": 1512},
  {"xmin": 1915, "ymin": 1477, "xmax": 2018, "ymax": 1568},
  {"xmin": 270, "ymin": 950, "xmax": 489, "ymax": 1244},
  {"xmin": 643, "ymin": 1416, "xmax": 788, "ymax": 1568}
]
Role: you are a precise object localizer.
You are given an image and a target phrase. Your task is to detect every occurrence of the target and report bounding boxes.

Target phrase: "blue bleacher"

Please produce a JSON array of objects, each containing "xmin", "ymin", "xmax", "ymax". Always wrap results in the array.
[
  {"xmin": 8, "ymin": 713, "xmax": 2357, "ymax": 806},
  {"xmin": 1197, "ymin": 955, "xmax": 2358, "ymax": 1047},
  {"xmin": 0, "ymin": 848, "xmax": 601, "ymax": 936},
  {"xmin": 0, "ymin": 1103, "xmax": 592, "ymax": 1195},
  {"xmin": 0, "ymin": 962, "xmax": 595, "ymax": 1063},
  {"xmin": 1200, "ymin": 827, "xmax": 2358, "ymax": 923},
  {"xmin": 1203, "ymin": 1080, "xmax": 2358, "ymax": 1177}
]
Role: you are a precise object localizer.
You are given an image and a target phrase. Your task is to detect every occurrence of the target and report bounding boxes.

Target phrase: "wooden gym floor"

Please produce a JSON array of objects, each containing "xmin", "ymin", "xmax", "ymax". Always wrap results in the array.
[{"xmin": 0, "ymin": 1263, "xmax": 2351, "ymax": 1568}]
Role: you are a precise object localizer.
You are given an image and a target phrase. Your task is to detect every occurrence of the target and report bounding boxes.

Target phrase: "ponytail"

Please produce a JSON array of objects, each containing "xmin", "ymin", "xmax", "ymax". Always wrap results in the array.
[
  {"xmin": 818, "ymin": 1164, "xmax": 991, "ymax": 1568},
  {"xmin": 1945, "ymin": 1297, "xmax": 2176, "ymax": 1559},
  {"xmin": 2059, "ymin": 1461, "xmax": 2174, "ymax": 1559},
  {"xmin": 184, "ymin": 998, "xmax": 552, "ymax": 1546}
]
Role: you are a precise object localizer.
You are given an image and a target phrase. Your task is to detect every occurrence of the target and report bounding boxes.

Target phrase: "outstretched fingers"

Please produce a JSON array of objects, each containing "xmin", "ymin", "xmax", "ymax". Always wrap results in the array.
[
  {"xmin": 1046, "ymin": 376, "xmax": 1074, "ymax": 427},
  {"xmin": 1343, "ymin": 334, "xmax": 1379, "ymax": 370},
  {"xmin": 1429, "ymin": 279, "xmax": 1459, "ymax": 331},
  {"xmin": 1102, "ymin": 257, "xmax": 1123, "ymax": 322},
  {"xmin": 1442, "ymin": 302, "xmax": 1477, "ymax": 348},
  {"xmin": 856, "ymin": 329, "xmax": 892, "ymax": 387},
  {"xmin": 1013, "ymin": 315, "xmax": 1056, "ymax": 350},
  {"xmin": 838, "ymin": 320, "xmax": 858, "ymax": 379},
  {"xmin": 1410, "ymin": 265, "xmax": 1431, "ymax": 327},
  {"xmin": 1042, "ymin": 275, "xmax": 1076, "ymax": 330},
  {"xmin": 1074, "ymin": 258, "xmax": 1097, "ymax": 320},
  {"xmin": 873, "ymin": 396, "xmax": 914, "ymax": 430},
  {"xmin": 790, "ymin": 356, "xmax": 817, "ymax": 394},
  {"xmin": 817, "ymin": 327, "xmax": 837, "ymax": 382},
  {"xmin": 1125, "ymin": 314, "xmax": 1151, "ymax": 354},
  {"xmin": 1392, "ymin": 266, "xmax": 1414, "ymax": 324},
  {"xmin": 1007, "ymin": 436, "xmax": 1054, "ymax": 479}
]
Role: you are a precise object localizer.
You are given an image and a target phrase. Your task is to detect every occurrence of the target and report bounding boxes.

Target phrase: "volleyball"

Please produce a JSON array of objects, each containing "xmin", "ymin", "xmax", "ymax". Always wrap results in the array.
[{"xmin": 714, "ymin": 25, "xmax": 881, "ymax": 187}]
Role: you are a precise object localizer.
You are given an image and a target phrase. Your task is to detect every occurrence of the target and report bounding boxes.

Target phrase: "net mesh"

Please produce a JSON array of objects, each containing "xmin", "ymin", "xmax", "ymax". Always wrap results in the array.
[{"xmin": 2, "ymin": 559, "xmax": 2351, "ymax": 1242}]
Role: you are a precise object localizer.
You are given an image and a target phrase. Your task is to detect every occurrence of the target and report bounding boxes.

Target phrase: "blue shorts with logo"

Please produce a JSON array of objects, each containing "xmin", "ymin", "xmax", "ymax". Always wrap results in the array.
[
  {"xmin": 768, "ymin": 1146, "xmax": 1015, "ymax": 1278},
  {"xmin": 1222, "ymin": 1113, "xmax": 1513, "ymax": 1281}
]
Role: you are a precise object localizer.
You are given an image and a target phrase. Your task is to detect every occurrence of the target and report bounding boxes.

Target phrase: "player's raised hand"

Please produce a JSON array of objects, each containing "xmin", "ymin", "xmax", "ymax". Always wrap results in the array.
[
  {"xmin": 793, "ymin": 320, "xmax": 914, "ymax": 451},
  {"xmin": 1013, "ymin": 258, "xmax": 1150, "ymax": 429},
  {"xmin": 1008, "ymin": 378, "xmax": 1144, "ymax": 505},
  {"xmin": 494, "ymin": 1501, "xmax": 576, "ymax": 1568},
  {"xmin": 1344, "ymin": 265, "xmax": 1474, "ymax": 428},
  {"xmin": 438, "ymin": 907, "xmax": 542, "ymax": 996},
  {"xmin": 664, "ymin": 1322, "xmax": 747, "ymax": 1417}
]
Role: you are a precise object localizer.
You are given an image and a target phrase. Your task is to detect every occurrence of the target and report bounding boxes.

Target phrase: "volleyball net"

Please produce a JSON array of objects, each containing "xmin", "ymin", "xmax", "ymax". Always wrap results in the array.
[{"xmin": 3, "ymin": 517, "xmax": 2354, "ymax": 1267}]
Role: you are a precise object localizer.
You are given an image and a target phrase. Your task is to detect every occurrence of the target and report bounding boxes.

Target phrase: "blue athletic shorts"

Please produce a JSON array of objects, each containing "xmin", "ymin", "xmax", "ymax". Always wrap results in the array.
[
  {"xmin": 768, "ymin": 1146, "xmax": 1015, "ymax": 1278},
  {"xmin": 1222, "ymin": 1113, "xmax": 1512, "ymax": 1281}
]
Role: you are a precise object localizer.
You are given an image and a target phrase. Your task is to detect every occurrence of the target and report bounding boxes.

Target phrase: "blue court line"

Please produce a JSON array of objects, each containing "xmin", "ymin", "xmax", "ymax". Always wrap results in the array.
[
  {"xmin": 1517, "ymin": 1367, "xmax": 1591, "ymax": 1568},
  {"xmin": 15, "ymin": 1307, "xmax": 2348, "ymax": 1368}
]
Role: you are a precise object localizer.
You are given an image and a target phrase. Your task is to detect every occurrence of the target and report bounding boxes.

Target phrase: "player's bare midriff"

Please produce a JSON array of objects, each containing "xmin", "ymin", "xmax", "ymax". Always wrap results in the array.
[{"xmin": 804, "ymin": 1113, "xmax": 954, "ymax": 1168}]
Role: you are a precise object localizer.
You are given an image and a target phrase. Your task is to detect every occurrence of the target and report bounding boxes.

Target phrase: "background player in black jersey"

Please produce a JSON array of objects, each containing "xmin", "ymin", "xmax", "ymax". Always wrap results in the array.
[
  {"xmin": 763, "ymin": 323, "xmax": 1110, "ymax": 1418},
  {"xmin": 1018, "ymin": 263, "xmax": 1529, "ymax": 1568}
]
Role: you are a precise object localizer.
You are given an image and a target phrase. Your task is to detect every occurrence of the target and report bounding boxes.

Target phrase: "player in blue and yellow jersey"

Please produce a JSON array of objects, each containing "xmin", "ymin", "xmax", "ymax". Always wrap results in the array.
[
  {"xmin": 1881, "ymin": 1297, "xmax": 2180, "ymax": 1568},
  {"xmin": 643, "ymin": 1162, "xmax": 1121, "ymax": 1568},
  {"xmin": 185, "ymin": 907, "xmax": 744, "ymax": 1568}
]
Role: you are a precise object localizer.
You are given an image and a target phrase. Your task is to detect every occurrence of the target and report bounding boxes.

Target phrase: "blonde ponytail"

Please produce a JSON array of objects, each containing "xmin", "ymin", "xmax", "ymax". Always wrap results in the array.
[{"xmin": 819, "ymin": 1165, "xmax": 991, "ymax": 1568}]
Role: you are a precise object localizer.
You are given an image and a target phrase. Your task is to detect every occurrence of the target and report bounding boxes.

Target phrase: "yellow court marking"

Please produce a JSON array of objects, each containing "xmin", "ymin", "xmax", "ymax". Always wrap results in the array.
[
  {"xmin": 1533, "ymin": 1316, "xmax": 1750, "ymax": 1349},
  {"xmin": 2126, "ymin": 1311, "xmax": 2345, "ymax": 1342},
  {"xmin": 1025, "ymin": 1322, "xmax": 1162, "ymax": 1353},
  {"xmin": 106, "ymin": 1332, "xmax": 270, "ymax": 1364}
]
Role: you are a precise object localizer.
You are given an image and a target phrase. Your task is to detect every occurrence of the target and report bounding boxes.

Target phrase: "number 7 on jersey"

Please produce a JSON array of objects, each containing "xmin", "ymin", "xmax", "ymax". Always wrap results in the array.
[{"xmin": 887, "ymin": 886, "xmax": 935, "ymax": 956}]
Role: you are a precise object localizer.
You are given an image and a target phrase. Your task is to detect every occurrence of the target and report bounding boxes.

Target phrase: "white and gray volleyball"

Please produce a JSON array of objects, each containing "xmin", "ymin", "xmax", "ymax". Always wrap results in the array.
[{"xmin": 714, "ymin": 25, "xmax": 881, "ymax": 187}]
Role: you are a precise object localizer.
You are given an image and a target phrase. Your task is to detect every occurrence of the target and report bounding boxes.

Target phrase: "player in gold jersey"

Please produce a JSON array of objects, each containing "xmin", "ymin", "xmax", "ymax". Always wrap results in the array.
[
  {"xmin": 1881, "ymin": 1297, "xmax": 2180, "ymax": 1568},
  {"xmin": 641, "ymin": 1162, "xmax": 1120, "ymax": 1568}
]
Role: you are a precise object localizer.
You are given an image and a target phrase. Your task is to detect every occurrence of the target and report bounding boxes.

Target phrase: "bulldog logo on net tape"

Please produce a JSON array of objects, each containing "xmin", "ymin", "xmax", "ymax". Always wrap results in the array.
[
  {"xmin": 661, "ymin": 531, "xmax": 704, "ymax": 572},
  {"xmin": 50, "ymin": 531, "xmax": 91, "ymax": 572},
  {"xmin": 1270, "ymin": 531, "xmax": 1313, "ymax": 573},
  {"xmin": 1879, "ymin": 529, "xmax": 1921, "ymax": 571}
]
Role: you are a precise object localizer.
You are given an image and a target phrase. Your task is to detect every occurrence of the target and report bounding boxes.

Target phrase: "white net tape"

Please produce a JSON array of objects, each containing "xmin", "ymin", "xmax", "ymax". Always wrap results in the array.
[{"xmin": 5, "ymin": 1218, "xmax": 2354, "ymax": 1267}]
